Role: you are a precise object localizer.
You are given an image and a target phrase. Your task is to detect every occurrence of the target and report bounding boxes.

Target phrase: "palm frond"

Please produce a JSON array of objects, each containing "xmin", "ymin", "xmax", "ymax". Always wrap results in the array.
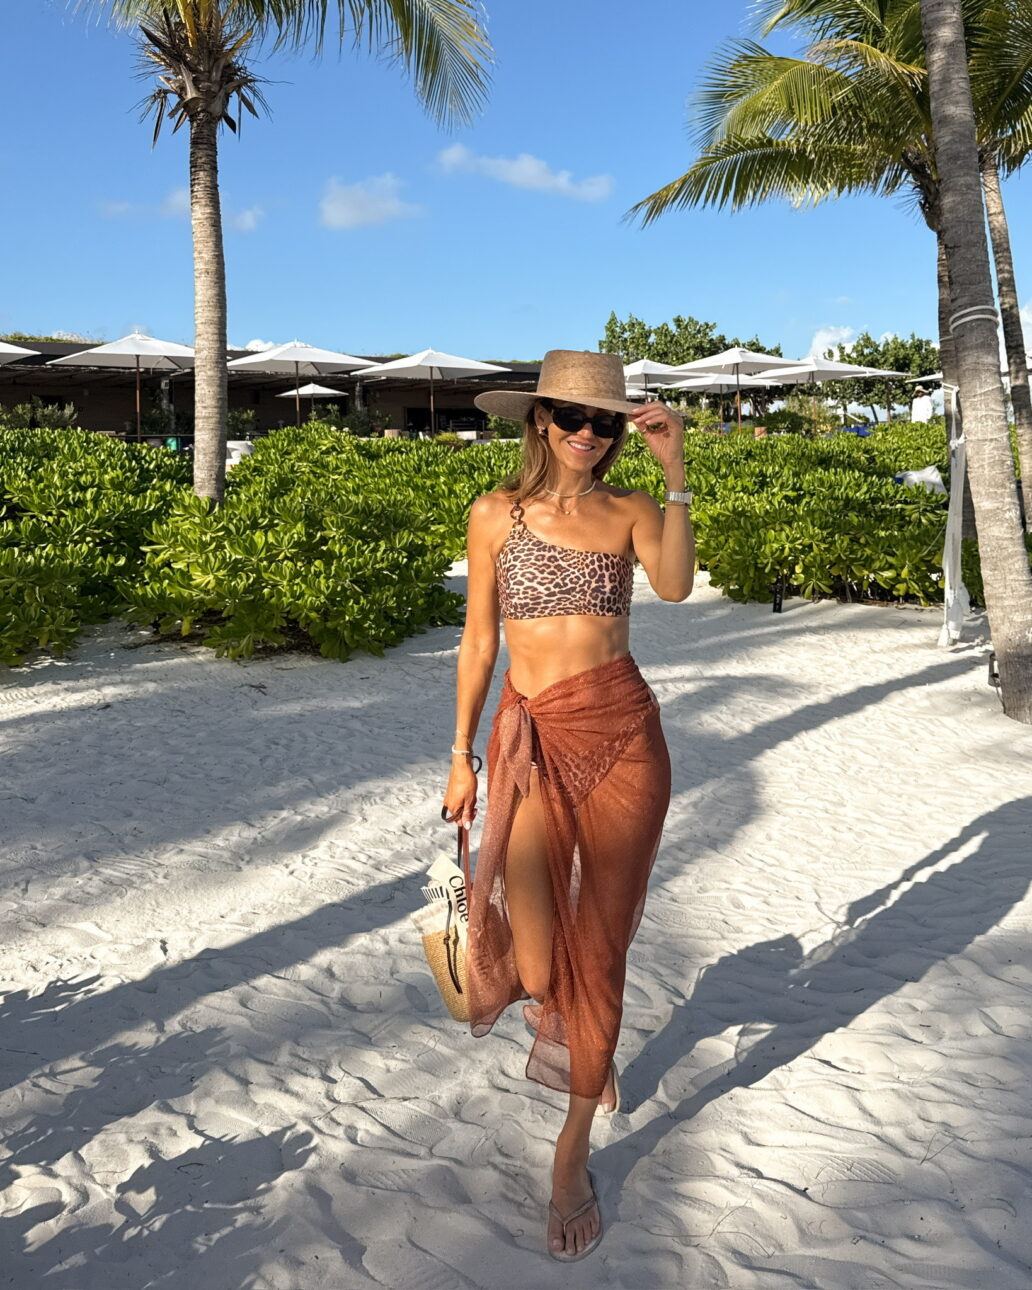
[
  {"xmin": 236, "ymin": 0, "xmax": 492, "ymax": 126},
  {"xmin": 810, "ymin": 36, "xmax": 924, "ymax": 86},
  {"xmin": 757, "ymin": 0, "xmax": 897, "ymax": 42},
  {"xmin": 694, "ymin": 40, "xmax": 848, "ymax": 145},
  {"xmin": 131, "ymin": 5, "xmax": 267, "ymax": 141},
  {"xmin": 84, "ymin": 0, "xmax": 492, "ymax": 128},
  {"xmin": 626, "ymin": 133, "xmax": 882, "ymax": 224}
]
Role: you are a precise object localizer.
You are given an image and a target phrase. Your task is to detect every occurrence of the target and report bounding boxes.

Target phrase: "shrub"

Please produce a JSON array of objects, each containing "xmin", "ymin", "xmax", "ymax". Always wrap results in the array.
[
  {"xmin": 0, "ymin": 429, "xmax": 189, "ymax": 665},
  {"xmin": 337, "ymin": 408, "xmax": 384, "ymax": 437},
  {"xmin": 227, "ymin": 408, "xmax": 257, "ymax": 437},
  {"xmin": 604, "ymin": 424, "xmax": 1008, "ymax": 607},
  {"xmin": 3, "ymin": 418, "xmax": 1027, "ymax": 669},
  {"xmin": 684, "ymin": 406, "xmax": 722, "ymax": 432},
  {"xmin": 121, "ymin": 428, "xmax": 468, "ymax": 660},
  {"xmin": 0, "ymin": 397, "xmax": 79, "ymax": 430},
  {"xmin": 487, "ymin": 414, "xmax": 523, "ymax": 439},
  {"xmin": 763, "ymin": 408, "xmax": 808, "ymax": 435}
]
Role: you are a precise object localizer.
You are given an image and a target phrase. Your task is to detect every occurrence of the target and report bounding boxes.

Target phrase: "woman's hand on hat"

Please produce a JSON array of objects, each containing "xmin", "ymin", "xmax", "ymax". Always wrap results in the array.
[{"xmin": 631, "ymin": 402, "xmax": 685, "ymax": 467}]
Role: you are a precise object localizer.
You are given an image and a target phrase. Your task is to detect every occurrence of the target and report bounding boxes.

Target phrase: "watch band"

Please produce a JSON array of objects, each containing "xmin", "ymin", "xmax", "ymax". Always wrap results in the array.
[{"xmin": 665, "ymin": 489, "xmax": 693, "ymax": 506}]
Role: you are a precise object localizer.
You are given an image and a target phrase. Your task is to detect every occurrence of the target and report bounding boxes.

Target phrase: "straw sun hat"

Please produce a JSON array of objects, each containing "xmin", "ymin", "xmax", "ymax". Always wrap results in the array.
[{"xmin": 473, "ymin": 349, "xmax": 639, "ymax": 421}]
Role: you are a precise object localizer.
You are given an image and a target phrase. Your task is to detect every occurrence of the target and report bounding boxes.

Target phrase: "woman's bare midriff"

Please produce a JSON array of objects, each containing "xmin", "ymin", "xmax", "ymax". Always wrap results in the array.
[{"xmin": 502, "ymin": 614, "xmax": 631, "ymax": 699}]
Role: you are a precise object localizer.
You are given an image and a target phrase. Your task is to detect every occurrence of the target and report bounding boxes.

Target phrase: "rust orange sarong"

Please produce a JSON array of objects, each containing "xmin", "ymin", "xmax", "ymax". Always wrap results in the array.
[{"xmin": 466, "ymin": 653, "xmax": 671, "ymax": 1099}]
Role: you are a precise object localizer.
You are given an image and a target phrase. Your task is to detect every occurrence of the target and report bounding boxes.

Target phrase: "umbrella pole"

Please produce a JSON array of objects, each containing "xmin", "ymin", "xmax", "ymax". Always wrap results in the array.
[
  {"xmin": 135, "ymin": 357, "xmax": 142, "ymax": 442},
  {"xmin": 295, "ymin": 363, "xmax": 301, "ymax": 428},
  {"xmin": 430, "ymin": 371, "xmax": 436, "ymax": 433},
  {"xmin": 736, "ymin": 366, "xmax": 742, "ymax": 429}
]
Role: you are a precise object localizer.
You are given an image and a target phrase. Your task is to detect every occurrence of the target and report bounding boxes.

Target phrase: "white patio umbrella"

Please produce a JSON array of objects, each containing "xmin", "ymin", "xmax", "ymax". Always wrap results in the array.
[
  {"xmin": 630, "ymin": 371, "xmax": 778, "ymax": 421},
  {"xmin": 228, "ymin": 341, "xmax": 375, "ymax": 427},
  {"xmin": 751, "ymin": 358, "xmax": 909, "ymax": 423},
  {"xmin": 751, "ymin": 358, "xmax": 904, "ymax": 384},
  {"xmin": 622, "ymin": 359, "xmax": 685, "ymax": 398},
  {"xmin": 672, "ymin": 347, "xmax": 809, "ymax": 426},
  {"xmin": 0, "ymin": 340, "xmax": 39, "ymax": 366},
  {"xmin": 275, "ymin": 382, "xmax": 347, "ymax": 419},
  {"xmin": 48, "ymin": 332, "xmax": 196, "ymax": 440},
  {"xmin": 658, "ymin": 372, "xmax": 778, "ymax": 393},
  {"xmin": 639, "ymin": 374, "xmax": 779, "ymax": 423},
  {"xmin": 359, "ymin": 348, "xmax": 510, "ymax": 433}
]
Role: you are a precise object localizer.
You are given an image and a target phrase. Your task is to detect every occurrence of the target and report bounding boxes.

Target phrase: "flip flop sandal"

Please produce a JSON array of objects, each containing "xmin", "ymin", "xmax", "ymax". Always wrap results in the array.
[
  {"xmin": 594, "ymin": 1063, "xmax": 621, "ymax": 1118},
  {"xmin": 547, "ymin": 1170, "xmax": 604, "ymax": 1263}
]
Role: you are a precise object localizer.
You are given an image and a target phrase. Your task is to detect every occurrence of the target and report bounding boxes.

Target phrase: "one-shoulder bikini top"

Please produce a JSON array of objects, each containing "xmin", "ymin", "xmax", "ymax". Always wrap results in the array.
[{"xmin": 495, "ymin": 499, "xmax": 634, "ymax": 620}]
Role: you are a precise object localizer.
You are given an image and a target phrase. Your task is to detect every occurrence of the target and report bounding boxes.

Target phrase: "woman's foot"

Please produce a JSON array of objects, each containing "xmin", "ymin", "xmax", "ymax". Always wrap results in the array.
[
  {"xmin": 548, "ymin": 1140, "xmax": 600, "ymax": 1258},
  {"xmin": 597, "ymin": 1063, "xmax": 618, "ymax": 1115}
]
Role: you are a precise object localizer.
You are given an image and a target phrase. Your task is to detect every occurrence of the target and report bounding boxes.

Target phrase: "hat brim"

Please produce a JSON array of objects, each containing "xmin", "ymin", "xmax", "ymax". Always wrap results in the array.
[{"xmin": 474, "ymin": 388, "xmax": 639, "ymax": 420}]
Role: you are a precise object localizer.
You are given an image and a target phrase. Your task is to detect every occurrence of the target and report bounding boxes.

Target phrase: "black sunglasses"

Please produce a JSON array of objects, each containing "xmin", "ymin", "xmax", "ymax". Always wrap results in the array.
[{"xmin": 542, "ymin": 400, "xmax": 625, "ymax": 440}]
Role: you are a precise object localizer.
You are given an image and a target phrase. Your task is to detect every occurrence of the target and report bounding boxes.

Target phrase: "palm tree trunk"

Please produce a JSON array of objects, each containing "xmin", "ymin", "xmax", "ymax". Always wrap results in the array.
[
  {"xmin": 982, "ymin": 155, "xmax": 1032, "ymax": 530},
  {"xmin": 936, "ymin": 231, "xmax": 978, "ymax": 541},
  {"xmin": 921, "ymin": 0, "xmax": 1032, "ymax": 722},
  {"xmin": 189, "ymin": 112, "xmax": 228, "ymax": 504}
]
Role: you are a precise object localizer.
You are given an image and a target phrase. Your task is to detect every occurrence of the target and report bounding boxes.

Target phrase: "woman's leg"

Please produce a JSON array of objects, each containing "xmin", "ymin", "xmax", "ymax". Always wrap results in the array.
[
  {"xmin": 505, "ymin": 766, "xmax": 613, "ymax": 1257},
  {"xmin": 504, "ymin": 765, "xmax": 554, "ymax": 1003},
  {"xmin": 547, "ymin": 718, "xmax": 669, "ymax": 1256}
]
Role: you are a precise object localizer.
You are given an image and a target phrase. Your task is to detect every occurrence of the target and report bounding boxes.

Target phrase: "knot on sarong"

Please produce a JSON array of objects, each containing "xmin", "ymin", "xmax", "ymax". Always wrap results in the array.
[
  {"xmin": 493, "ymin": 657, "xmax": 657, "ymax": 807},
  {"xmin": 496, "ymin": 695, "xmax": 536, "ymax": 799}
]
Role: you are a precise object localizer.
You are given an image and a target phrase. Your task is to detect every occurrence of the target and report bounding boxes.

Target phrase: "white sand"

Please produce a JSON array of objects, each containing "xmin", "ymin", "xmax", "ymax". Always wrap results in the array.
[{"xmin": 2, "ymin": 566, "xmax": 1032, "ymax": 1290}]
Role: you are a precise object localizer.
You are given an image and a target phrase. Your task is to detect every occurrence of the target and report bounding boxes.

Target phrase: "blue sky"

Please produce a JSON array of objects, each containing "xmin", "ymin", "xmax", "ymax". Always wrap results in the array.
[{"xmin": 4, "ymin": 0, "xmax": 1032, "ymax": 362}]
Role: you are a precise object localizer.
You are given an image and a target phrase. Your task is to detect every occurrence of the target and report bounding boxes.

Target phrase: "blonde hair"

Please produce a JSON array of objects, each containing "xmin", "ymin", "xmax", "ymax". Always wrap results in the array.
[{"xmin": 499, "ymin": 400, "xmax": 628, "ymax": 502}]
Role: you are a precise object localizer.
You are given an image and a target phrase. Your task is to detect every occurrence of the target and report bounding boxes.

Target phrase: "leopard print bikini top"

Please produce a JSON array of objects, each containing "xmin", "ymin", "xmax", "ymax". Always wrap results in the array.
[{"xmin": 496, "ymin": 499, "xmax": 634, "ymax": 620}]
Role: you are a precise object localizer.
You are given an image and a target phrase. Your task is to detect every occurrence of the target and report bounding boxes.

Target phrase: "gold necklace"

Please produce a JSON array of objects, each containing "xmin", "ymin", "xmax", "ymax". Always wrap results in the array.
[{"xmin": 543, "ymin": 480, "xmax": 596, "ymax": 499}]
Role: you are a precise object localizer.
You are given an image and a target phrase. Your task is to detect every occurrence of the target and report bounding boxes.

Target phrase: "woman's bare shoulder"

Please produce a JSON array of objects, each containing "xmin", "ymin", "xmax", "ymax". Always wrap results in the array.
[
  {"xmin": 470, "ymin": 489, "xmax": 516, "ymax": 524},
  {"xmin": 600, "ymin": 483, "xmax": 660, "ymax": 513},
  {"xmin": 469, "ymin": 490, "xmax": 516, "ymax": 550}
]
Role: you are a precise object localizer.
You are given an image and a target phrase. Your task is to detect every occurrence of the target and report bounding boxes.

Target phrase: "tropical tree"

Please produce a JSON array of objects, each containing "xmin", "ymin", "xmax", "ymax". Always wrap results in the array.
[
  {"xmin": 919, "ymin": 0, "xmax": 1032, "ymax": 721},
  {"xmin": 821, "ymin": 330, "xmax": 940, "ymax": 421},
  {"xmin": 85, "ymin": 0, "xmax": 492, "ymax": 503},
  {"xmin": 598, "ymin": 310, "xmax": 782, "ymax": 366},
  {"xmin": 627, "ymin": 0, "xmax": 1032, "ymax": 528}
]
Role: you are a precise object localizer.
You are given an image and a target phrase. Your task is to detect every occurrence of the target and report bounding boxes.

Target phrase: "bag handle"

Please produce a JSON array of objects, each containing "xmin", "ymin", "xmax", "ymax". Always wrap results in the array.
[{"xmin": 455, "ymin": 823, "xmax": 471, "ymax": 889}]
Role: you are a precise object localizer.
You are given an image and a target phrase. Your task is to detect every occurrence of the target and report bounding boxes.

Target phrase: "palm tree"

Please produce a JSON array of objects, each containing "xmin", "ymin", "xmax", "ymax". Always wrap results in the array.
[
  {"xmin": 627, "ymin": 0, "xmax": 1032, "ymax": 529},
  {"xmin": 86, "ymin": 0, "xmax": 492, "ymax": 502},
  {"xmin": 920, "ymin": 0, "xmax": 1032, "ymax": 721}
]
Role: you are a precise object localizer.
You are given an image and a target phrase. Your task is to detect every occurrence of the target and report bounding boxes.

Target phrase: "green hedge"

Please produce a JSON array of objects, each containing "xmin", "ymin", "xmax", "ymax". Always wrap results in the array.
[
  {"xmin": 122, "ymin": 427, "xmax": 468, "ymax": 660},
  {"xmin": 0, "ymin": 429, "xmax": 189, "ymax": 665},
  {"xmin": 1, "ymin": 421, "xmax": 1027, "ymax": 667}
]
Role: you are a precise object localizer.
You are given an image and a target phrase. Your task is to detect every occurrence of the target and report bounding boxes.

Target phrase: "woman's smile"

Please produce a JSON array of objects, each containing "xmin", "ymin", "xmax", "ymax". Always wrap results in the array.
[{"xmin": 564, "ymin": 438, "xmax": 599, "ymax": 455}]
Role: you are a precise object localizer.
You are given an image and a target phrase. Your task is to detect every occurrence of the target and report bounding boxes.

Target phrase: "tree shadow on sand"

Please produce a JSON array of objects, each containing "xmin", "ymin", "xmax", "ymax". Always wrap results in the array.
[
  {"xmin": 599, "ymin": 796, "xmax": 1032, "ymax": 1199},
  {"xmin": 0, "ymin": 1127, "xmax": 318, "ymax": 1289}
]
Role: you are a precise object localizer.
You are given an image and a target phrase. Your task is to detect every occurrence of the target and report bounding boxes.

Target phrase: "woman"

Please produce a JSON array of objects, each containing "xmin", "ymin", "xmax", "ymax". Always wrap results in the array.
[{"xmin": 441, "ymin": 350, "xmax": 694, "ymax": 1262}]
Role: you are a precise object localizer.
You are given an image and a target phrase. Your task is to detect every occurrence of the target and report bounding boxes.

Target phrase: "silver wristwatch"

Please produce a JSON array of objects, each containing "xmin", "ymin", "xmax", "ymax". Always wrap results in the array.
[{"xmin": 665, "ymin": 489, "xmax": 693, "ymax": 506}]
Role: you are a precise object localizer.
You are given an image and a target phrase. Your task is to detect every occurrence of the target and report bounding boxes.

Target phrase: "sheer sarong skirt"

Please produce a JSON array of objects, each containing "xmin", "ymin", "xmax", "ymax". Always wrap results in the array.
[{"xmin": 466, "ymin": 653, "xmax": 671, "ymax": 1098}]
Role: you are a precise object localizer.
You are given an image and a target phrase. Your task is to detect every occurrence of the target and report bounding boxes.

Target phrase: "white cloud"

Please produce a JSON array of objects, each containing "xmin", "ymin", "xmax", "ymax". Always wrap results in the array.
[
  {"xmin": 243, "ymin": 338, "xmax": 279, "ymax": 351},
  {"xmin": 230, "ymin": 205, "xmax": 263, "ymax": 233},
  {"xmin": 159, "ymin": 187, "xmax": 190, "ymax": 218},
  {"xmin": 99, "ymin": 200, "xmax": 134, "ymax": 218},
  {"xmin": 807, "ymin": 325, "xmax": 855, "ymax": 358},
  {"xmin": 99, "ymin": 187, "xmax": 190, "ymax": 220},
  {"xmin": 319, "ymin": 174, "xmax": 419, "ymax": 230},
  {"xmin": 438, "ymin": 144, "xmax": 614, "ymax": 202}
]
